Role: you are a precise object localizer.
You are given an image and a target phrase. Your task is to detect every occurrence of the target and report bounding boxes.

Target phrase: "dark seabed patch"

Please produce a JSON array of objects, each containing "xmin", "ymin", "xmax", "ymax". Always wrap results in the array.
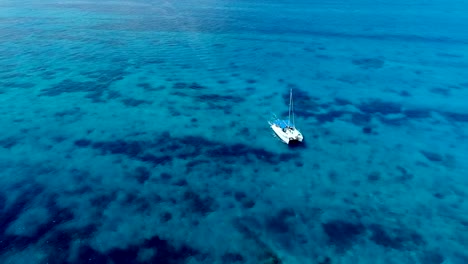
[
  {"xmin": 234, "ymin": 191, "xmax": 256, "ymax": 209},
  {"xmin": 265, "ymin": 208, "xmax": 296, "ymax": 234},
  {"xmin": 40, "ymin": 79, "xmax": 109, "ymax": 101},
  {"xmin": 351, "ymin": 112, "xmax": 372, "ymax": 126},
  {"xmin": 138, "ymin": 82, "xmax": 165, "ymax": 91},
  {"xmin": 182, "ymin": 190, "xmax": 218, "ymax": 215},
  {"xmin": 378, "ymin": 115, "xmax": 407, "ymax": 126},
  {"xmin": 221, "ymin": 252, "xmax": 245, "ymax": 263},
  {"xmin": 0, "ymin": 185, "xmax": 84, "ymax": 262},
  {"xmin": 170, "ymin": 82, "xmax": 244, "ymax": 113},
  {"xmin": 195, "ymin": 93, "xmax": 245, "ymax": 103},
  {"xmin": 395, "ymin": 166, "xmax": 414, "ymax": 182},
  {"xmin": 399, "ymin": 90, "xmax": 412, "ymax": 97},
  {"xmin": 436, "ymin": 52, "xmax": 463, "ymax": 58},
  {"xmin": 442, "ymin": 111, "xmax": 468, "ymax": 123},
  {"xmin": 419, "ymin": 150, "xmax": 444, "ymax": 163},
  {"xmin": 419, "ymin": 251, "xmax": 445, "ymax": 264},
  {"xmin": 322, "ymin": 220, "xmax": 365, "ymax": 249},
  {"xmin": 357, "ymin": 99, "xmax": 402, "ymax": 115},
  {"xmin": 233, "ymin": 218, "xmax": 283, "ymax": 263},
  {"xmin": 334, "ymin": 97, "xmax": 352, "ymax": 106},
  {"xmin": 185, "ymin": 159, "xmax": 211, "ymax": 173},
  {"xmin": 75, "ymin": 133, "xmax": 300, "ymax": 166},
  {"xmin": 362, "ymin": 126, "xmax": 373, "ymax": 134},
  {"xmin": 0, "ymin": 183, "xmax": 45, "ymax": 235},
  {"xmin": 121, "ymin": 97, "xmax": 152, "ymax": 107},
  {"xmin": 351, "ymin": 58, "xmax": 385, "ymax": 69},
  {"xmin": 367, "ymin": 171, "xmax": 381, "ymax": 182},
  {"xmin": 106, "ymin": 90, "xmax": 122, "ymax": 99},
  {"xmin": 0, "ymin": 193, "xmax": 5, "ymax": 211},
  {"xmin": 293, "ymin": 95, "xmax": 431, "ymax": 128},
  {"xmin": 368, "ymin": 224, "xmax": 425, "ymax": 250},
  {"xmin": 172, "ymin": 82, "xmax": 207, "ymax": 91},
  {"xmin": 0, "ymin": 81, "xmax": 35, "ymax": 89},
  {"xmin": 315, "ymin": 110, "xmax": 348, "ymax": 124},
  {"xmin": 403, "ymin": 109, "xmax": 432, "ymax": 119},
  {"xmin": 54, "ymin": 107, "xmax": 83, "ymax": 122},
  {"xmin": 40, "ymin": 68, "xmax": 126, "ymax": 102},
  {"xmin": 72, "ymin": 235, "xmax": 199, "ymax": 264},
  {"xmin": 429, "ymin": 87, "xmax": 450, "ymax": 96},
  {"xmin": 282, "ymin": 85, "xmax": 320, "ymax": 118},
  {"xmin": 133, "ymin": 166, "xmax": 151, "ymax": 184},
  {"xmin": 0, "ymin": 137, "xmax": 19, "ymax": 149}
]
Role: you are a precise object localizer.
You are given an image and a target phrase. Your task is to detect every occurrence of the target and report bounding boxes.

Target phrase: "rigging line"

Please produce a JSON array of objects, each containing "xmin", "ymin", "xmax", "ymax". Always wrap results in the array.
[
  {"xmin": 288, "ymin": 88, "xmax": 292, "ymax": 127},
  {"xmin": 292, "ymin": 89, "xmax": 295, "ymax": 128}
]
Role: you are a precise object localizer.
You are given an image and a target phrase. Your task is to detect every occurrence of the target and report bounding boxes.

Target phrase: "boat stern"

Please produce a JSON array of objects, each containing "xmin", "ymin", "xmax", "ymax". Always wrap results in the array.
[{"xmin": 296, "ymin": 132, "xmax": 304, "ymax": 142}]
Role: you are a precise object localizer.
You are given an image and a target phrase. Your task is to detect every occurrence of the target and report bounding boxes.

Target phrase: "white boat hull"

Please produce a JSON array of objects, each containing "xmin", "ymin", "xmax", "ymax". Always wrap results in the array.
[
  {"xmin": 270, "ymin": 123, "xmax": 303, "ymax": 144},
  {"xmin": 270, "ymin": 88, "xmax": 304, "ymax": 145}
]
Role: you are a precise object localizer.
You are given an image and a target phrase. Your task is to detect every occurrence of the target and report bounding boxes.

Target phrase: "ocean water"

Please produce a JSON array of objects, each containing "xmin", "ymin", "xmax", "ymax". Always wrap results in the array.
[{"xmin": 1, "ymin": 0, "xmax": 468, "ymax": 263}]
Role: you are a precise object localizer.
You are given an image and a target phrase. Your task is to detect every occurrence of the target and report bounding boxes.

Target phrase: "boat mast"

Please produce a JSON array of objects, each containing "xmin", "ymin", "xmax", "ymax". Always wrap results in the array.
[
  {"xmin": 288, "ymin": 88, "xmax": 292, "ymax": 127},
  {"xmin": 292, "ymin": 90, "xmax": 295, "ymax": 128}
]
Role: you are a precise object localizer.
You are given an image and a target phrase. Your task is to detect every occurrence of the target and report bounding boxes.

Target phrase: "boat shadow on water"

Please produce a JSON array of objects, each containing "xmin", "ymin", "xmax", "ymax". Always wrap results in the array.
[{"xmin": 287, "ymin": 139, "xmax": 307, "ymax": 149}]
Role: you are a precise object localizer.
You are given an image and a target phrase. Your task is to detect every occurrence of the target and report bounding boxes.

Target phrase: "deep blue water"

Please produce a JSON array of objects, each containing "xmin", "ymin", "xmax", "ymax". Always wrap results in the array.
[{"xmin": 1, "ymin": 0, "xmax": 468, "ymax": 263}]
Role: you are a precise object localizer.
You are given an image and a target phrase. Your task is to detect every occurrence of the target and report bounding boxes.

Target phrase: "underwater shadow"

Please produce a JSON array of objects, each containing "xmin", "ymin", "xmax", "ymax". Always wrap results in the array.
[{"xmin": 287, "ymin": 140, "xmax": 307, "ymax": 149}]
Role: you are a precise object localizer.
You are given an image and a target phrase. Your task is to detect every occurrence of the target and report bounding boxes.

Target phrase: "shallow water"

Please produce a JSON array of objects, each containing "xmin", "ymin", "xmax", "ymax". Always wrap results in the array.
[{"xmin": 1, "ymin": 0, "xmax": 467, "ymax": 263}]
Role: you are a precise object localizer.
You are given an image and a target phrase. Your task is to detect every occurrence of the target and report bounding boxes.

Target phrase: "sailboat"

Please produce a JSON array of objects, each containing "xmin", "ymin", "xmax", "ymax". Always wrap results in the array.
[{"xmin": 269, "ymin": 88, "xmax": 304, "ymax": 144}]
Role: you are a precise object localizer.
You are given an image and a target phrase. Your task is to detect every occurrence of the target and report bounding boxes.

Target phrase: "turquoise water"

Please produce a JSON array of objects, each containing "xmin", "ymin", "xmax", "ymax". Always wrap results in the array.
[{"xmin": 1, "ymin": 0, "xmax": 468, "ymax": 263}]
